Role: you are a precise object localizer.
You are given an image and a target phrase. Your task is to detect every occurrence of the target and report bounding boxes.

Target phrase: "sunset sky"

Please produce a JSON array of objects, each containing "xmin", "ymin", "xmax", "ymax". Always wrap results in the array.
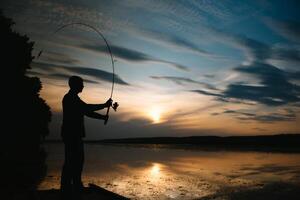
[{"xmin": 2, "ymin": 0, "xmax": 300, "ymax": 139}]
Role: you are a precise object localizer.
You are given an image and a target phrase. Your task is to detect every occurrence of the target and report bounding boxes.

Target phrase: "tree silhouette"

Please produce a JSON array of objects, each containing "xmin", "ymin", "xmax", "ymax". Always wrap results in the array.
[{"xmin": 0, "ymin": 11, "xmax": 51, "ymax": 197}]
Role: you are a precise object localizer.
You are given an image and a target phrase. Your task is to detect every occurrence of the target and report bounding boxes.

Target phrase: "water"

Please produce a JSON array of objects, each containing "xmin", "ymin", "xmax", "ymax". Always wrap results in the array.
[{"xmin": 39, "ymin": 143, "xmax": 300, "ymax": 199}]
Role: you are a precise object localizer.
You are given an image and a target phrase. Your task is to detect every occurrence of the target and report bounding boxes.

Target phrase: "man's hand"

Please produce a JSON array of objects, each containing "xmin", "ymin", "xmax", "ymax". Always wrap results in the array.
[{"xmin": 105, "ymin": 98, "xmax": 113, "ymax": 107}]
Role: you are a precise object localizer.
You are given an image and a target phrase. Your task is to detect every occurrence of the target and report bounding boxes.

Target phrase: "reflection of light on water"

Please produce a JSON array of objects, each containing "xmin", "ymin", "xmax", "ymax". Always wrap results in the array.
[
  {"xmin": 41, "ymin": 144, "xmax": 300, "ymax": 199},
  {"xmin": 146, "ymin": 163, "xmax": 163, "ymax": 183}
]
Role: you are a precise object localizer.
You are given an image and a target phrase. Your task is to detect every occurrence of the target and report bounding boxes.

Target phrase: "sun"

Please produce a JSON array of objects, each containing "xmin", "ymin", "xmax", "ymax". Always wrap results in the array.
[{"xmin": 149, "ymin": 108, "xmax": 161, "ymax": 123}]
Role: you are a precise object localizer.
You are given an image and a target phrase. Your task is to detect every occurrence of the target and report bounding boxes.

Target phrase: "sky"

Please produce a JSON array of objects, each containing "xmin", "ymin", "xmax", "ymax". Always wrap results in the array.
[{"xmin": 1, "ymin": 0, "xmax": 300, "ymax": 139}]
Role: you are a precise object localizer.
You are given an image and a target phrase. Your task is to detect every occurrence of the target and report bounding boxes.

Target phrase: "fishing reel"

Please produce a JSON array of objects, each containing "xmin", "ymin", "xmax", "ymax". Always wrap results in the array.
[
  {"xmin": 107, "ymin": 98, "xmax": 119, "ymax": 112},
  {"xmin": 112, "ymin": 102, "xmax": 119, "ymax": 111}
]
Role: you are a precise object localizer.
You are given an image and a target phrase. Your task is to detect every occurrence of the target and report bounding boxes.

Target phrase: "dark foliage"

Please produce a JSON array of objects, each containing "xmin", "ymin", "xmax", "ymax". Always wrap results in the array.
[{"xmin": 0, "ymin": 10, "xmax": 51, "ymax": 195}]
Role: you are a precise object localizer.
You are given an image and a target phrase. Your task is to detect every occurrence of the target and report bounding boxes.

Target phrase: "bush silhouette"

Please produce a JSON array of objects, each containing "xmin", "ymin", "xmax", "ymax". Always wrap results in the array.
[{"xmin": 0, "ymin": 11, "xmax": 52, "ymax": 195}]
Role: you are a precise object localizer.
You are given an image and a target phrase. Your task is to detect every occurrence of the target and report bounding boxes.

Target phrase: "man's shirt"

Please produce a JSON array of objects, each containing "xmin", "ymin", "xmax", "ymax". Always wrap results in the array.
[{"xmin": 61, "ymin": 91, "xmax": 87, "ymax": 139}]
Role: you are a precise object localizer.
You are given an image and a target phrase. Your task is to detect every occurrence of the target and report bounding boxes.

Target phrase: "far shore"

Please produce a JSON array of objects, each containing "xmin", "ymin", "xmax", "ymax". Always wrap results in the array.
[{"xmin": 45, "ymin": 134, "xmax": 300, "ymax": 152}]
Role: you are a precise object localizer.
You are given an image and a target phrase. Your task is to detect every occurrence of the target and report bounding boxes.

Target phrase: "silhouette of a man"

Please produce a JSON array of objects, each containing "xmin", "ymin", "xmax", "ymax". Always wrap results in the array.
[{"xmin": 60, "ymin": 76, "xmax": 112, "ymax": 196}]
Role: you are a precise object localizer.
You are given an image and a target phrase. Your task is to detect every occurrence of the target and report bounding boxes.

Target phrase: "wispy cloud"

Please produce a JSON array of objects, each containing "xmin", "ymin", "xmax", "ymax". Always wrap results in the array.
[
  {"xmin": 191, "ymin": 62, "xmax": 300, "ymax": 106},
  {"xmin": 32, "ymin": 62, "xmax": 129, "ymax": 85},
  {"xmin": 271, "ymin": 46, "xmax": 300, "ymax": 64},
  {"xmin": 265, "ymin": 18, "xmax": 300, "ymax": 43},
  {"xmin": 216, "ymin": 109, "xmax": 296, "ymax": 123},
  {"xmin": 191, "ymin": 89, "xmax": 222, "ymax": 97},
  {"xmin": 151, "ymin": 76, "xmax": 217, "ymax": 90},
  {"xmin": 37, "ymin": 50, "xmax": 81, "ymax": 65},
  {"xmin": 48, "ymin": 73, "xmax": 99, "ymax": 84},
  {"xmin": 136, "ymin": 28, "xmax": 218, "ymax": 57},
  {"xmin": 27, "ymin": 68, "xmax": 99, "ymax": 84},
  {"xmin": 206, "ymin": 26, "xmax": 300, "ymax": 65},
  {"xmin": 224, "ymin": 62, "xmax": 300, "ymax": 106},
  {"xmin": 80, "ymin": 44, "xmax": 190, "ymax": 71},
  {"xmin": 187, "ymin": 26, "xmax": 300, "ymax": 106}
]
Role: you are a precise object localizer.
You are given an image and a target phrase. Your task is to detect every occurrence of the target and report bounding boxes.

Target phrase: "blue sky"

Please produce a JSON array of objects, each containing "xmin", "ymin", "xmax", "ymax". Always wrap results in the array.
[{"xmin": 1, "ymin": 0, "xmax": 300, "ymax": 139}]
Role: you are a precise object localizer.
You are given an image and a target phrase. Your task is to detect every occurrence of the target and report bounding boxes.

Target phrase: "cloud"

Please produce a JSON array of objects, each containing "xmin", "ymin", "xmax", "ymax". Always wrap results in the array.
[
  {"xmin": 207, "ymin": 26, "xmax": 300, "ymax": 65},
  {"xmin": 271, "ymin": 46, "xmax": 300, "ymax": 63},
  {"xmin": 150, "ymin": 76, "xmax": 217, "ymax": 90},
  {"xmin": 191, "ymin": 89, "xmax": 223, "ymax": 97},
  {"xmin": 205, "ymin": 27, "xmax": 270, "ymax": 62},
  {"xmin": 265, "ymin": 18, "xmax": 300, "ymax": 43},
  {"xmin": 27, "ymin": 67, "xmax": 100, "ymax": 84},
  {"xmin": 214, "ymin": 97, "xmax": 257, "ymax": 105},
  {"xmin": 32, "ymin": 62, "xmax": 129, "ymax": 85},
  {"xmin": 224, "ymin": 62, "xmax": 300, "ymax": 106},
  {"xmin": 203, "ymin": 74, "xmax": 215, "ymax": 79},
  {"xmin": 234, "ymin": 62, "xmax": 287, "ymax": 86},
  {"xmin": 65, "ymin": 66, "xmax": 129, "ymax": 85},
  {"xmin": 189, "ymin": 26, "xmax": 300, "ymax": 106},
  {"xmin": 218, "ymin": 109, "xmax": 296, "ymax": 123},
  {"xmin": 137, "ymin": 28, "xmax": 218, "ymax": 57},
  {"xmin": 48, "ymin": 73, "xmax": 99, "ymax": 84},
  {"xmin": 287, "ymin": 71, "xmax": 300, "ymax": 80},
  {"xmin": 223, "ymin": 109, "xmax": 256, "ymax": 117},
  {"xmin": 80, "ymin": 44, "xmax": 189, "ymax": 71},
  {"xmin": 38, "ymin": 50, "xmax": 81, "ymax": 65},
  {"xmin": 81, "ymin": 44, "xmax": 150, "ymax": 62},
  {"xmin": 247, "ymin": 114, "xmax": 295, "ymax": 123},
  {"xmin": 235, "ymin": 36, "xmax": 270, "ymax": 62},
  {"xmin": 3, "ymin": 0, "xmax": 250, "ymax": 62},
  {"xmin": 26, "ymin": 0, "xmax": 128, "ymax": 33},
  {"xmin": 191, "ymin": 62, "xmax": 300, "ymax": 106}
]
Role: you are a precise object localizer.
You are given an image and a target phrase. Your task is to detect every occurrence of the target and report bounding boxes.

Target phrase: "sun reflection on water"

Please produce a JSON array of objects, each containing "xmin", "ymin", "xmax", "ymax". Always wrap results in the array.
[{"xmin": 150, "ymin": 163, "xmax": 161, "ymax": 177}]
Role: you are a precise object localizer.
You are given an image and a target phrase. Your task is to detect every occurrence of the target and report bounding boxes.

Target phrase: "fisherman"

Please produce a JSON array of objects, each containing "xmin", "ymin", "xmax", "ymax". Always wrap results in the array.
[{"xmin": 60, "ymin": 75, "xmax": 112, "ymax": 198}]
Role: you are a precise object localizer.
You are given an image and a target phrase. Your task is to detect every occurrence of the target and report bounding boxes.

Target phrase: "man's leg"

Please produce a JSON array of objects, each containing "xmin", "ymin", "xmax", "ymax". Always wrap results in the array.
[
  {"xmin": 61, "ymin": 140, "xmax": 72, "ymax": 192},
  {"xmin": 73, "ymin": 138, "xmax": 84, "ymax": 191}
]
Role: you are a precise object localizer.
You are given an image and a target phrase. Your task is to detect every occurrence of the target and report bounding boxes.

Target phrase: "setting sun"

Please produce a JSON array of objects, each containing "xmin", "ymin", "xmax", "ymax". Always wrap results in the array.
[{"xmin": 149, "ymin": 108, "xmax": 161, "ymax": 123}]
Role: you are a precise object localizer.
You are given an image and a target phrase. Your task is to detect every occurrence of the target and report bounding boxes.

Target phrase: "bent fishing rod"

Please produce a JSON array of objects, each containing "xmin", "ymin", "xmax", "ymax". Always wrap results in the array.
[{"xmin": 37, "ymin": 22, "xmax": 119, "ymax": 124}]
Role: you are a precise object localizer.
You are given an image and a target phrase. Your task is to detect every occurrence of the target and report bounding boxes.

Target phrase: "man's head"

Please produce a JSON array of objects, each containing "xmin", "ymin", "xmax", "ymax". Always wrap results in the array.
[{"xmin": 68, "ymin": 76, "xmax": 84, "ymax": 93}]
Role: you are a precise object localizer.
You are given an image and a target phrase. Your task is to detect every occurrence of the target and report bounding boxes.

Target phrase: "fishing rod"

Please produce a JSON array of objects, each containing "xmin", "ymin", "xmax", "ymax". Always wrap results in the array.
[{"xmin": 37, "ymin": 22, "xmax": 119, "ymax": 124}]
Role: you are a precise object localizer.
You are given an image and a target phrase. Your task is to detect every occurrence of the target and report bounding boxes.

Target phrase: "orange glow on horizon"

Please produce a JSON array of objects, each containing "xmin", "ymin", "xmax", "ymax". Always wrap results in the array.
[{"xmin": 39, "ymin": 80, "xmax": 300, "ymax": 136}]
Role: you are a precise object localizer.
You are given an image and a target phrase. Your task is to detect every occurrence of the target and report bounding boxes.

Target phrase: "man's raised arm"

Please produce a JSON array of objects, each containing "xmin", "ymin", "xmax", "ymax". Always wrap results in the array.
[{"xmin": 82, "ymin": 99, "xmax": 112, "ymax": 113}]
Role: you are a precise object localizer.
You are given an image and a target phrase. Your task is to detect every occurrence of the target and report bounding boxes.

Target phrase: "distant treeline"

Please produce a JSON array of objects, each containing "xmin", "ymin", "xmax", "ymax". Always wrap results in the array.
[
  {"xmin": 86, "ymin": 134, "xmax": 300, "ymax": 152},
  {"xmin": 46, "ymin": 134, "xmax": 300, "ymax": 152}
]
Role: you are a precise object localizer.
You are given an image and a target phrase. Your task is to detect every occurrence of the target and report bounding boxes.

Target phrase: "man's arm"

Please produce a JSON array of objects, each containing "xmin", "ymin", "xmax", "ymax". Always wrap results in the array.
[
  {"xmin": 82, "ymin": 99, "xmax": 112, "ymax": 112},
  {"xmin": 84, "ymin": 103, "xmax": 107, "ymax": 112},
  {"xmin": 85, "ymin": 111, "xmax": 108, "ymax": 120}
]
